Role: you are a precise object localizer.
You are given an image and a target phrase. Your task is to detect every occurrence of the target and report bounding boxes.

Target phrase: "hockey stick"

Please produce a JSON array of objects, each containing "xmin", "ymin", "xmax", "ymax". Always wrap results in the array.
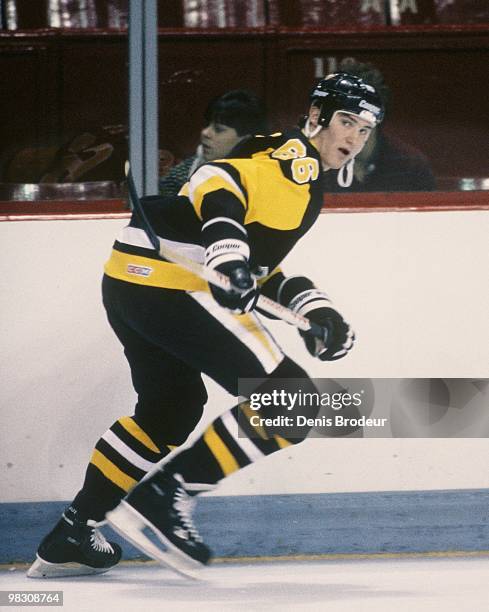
[{"xmin": 124, "ymin": 162, "xmax": 326, "ymax": 339}]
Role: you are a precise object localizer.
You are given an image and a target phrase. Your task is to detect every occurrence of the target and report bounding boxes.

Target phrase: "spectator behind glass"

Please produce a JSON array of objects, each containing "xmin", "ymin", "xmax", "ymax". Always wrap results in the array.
[
  {"xmin": 322, "ymin": 57, "xmax": 436, "ymax": 192},
  {"xmin": 159, "ymin": 89, "xmax": 268, "ymax": 196}
]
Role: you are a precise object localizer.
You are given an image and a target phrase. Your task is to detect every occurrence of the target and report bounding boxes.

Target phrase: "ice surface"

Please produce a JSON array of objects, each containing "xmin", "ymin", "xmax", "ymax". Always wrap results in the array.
[{"xmin": 1, "ymin": 555, "xmax": 489, "ymax": 611}]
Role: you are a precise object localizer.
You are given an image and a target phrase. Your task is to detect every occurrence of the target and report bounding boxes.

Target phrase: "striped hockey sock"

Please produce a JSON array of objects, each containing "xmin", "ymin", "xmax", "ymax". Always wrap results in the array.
[
  {"xmin": 166, "ymin": 402, "xmax": 299, "ymax": 486},
  {"xmin": 72, "ymin": 416, "xmax": 175, "ymax": 521}
]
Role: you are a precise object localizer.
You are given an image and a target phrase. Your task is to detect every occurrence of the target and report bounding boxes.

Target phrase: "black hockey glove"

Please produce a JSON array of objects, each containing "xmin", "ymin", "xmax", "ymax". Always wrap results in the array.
[
  {"xmin": 278, "ymin": 277, "xmax": 354, "ymax": 361},
  {"xmin": 204, "ymin": 238, "xmax": 258, "ymax": 314},
  {"xmin": 210, "ymin": 259, "xmax": 258, "ymax": 314},
  {"xmin": 293, "ymin": 292, "xmax": 354, "ymax": 361}
]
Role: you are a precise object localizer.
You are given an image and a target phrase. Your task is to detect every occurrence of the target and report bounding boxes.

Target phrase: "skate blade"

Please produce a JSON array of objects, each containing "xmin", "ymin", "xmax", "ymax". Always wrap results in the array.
[
  {"xmin": 27, "ymin": 555, "xmax": 112, "ymax": 579},
  {"xmin": 106, "ymin": 501, "xmax": 204, "ymax": 580}
]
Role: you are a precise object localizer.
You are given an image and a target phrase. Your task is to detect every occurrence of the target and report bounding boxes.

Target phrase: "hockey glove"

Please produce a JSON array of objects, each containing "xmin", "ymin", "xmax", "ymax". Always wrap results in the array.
[
  {"xmin": 278, "ymin": 277, "xmax": 354, "ymax": 361},
  {"xmin": 204, "ymin": 238, "xmax": 258, "ymax": 314}
]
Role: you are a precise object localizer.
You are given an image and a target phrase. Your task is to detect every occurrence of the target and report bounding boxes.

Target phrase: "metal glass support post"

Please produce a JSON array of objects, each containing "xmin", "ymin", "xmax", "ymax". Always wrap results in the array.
[{"xmin": 128, "ymin": 0, "xmax": 159, "ymax": 197}]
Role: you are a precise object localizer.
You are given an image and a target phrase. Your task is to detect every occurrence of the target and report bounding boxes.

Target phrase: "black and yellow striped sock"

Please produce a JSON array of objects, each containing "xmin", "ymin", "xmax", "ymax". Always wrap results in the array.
[
  {"xmin": 167, "ymin": 402, "xmax": 296, "ymax": 487},
  {"xmin": 72, "ymin": 416, "xmax": 176, "ymax": 521}
]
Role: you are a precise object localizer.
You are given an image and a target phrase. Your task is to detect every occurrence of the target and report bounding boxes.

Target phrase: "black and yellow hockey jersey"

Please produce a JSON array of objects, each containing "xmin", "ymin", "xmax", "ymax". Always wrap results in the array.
[{"xmin": 104, "ymin": 128, "xmax": 324, "ymax": 292}]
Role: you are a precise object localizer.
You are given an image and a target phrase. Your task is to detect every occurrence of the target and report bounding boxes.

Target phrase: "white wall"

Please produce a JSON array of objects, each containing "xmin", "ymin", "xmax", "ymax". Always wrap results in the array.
[{"xmin": 1, "ymin": 210, "xmax": 488, "ymax": 503}]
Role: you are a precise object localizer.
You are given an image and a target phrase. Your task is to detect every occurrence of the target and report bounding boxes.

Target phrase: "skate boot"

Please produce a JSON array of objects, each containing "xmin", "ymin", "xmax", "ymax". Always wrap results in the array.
[
  {"xmin": 107, "ymin": 469, "xmax": 211, "ymax": 578},
  {"xmin": 27, "ymin": 507, "xmax": 122, "ymax": 578}
]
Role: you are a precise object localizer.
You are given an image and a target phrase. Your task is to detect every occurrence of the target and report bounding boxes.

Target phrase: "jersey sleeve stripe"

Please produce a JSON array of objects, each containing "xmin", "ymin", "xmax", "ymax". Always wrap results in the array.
[
  {"xmin": 189, "ymin": 165, "xmax": 247, "ymax": 218},
  {"xmin": 202, "ymin": 216, "xmax": 248, "ymax": 236}
]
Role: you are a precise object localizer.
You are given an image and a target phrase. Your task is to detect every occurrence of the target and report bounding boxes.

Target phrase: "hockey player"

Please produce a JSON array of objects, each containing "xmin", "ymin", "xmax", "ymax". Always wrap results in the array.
[{"xmin": 27, "ymin": 73, "xmax": 384, "ymax": 578}]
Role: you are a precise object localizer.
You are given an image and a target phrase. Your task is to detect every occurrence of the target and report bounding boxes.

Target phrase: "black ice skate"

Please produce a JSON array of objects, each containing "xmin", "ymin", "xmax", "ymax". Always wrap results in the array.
[
  {"xmin": 106, "ymin": 470, "xmax": 211, "ymax": 578},
  {"xmin": 27, "ymin": 507, "xmax": 122, "ymax": 578}
]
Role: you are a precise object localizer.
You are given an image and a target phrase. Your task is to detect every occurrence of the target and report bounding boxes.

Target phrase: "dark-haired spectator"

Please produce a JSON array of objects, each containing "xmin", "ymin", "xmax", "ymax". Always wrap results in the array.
[{"xmin": 159, "ymin": 89, "xmax": 268, "ymax": 196}]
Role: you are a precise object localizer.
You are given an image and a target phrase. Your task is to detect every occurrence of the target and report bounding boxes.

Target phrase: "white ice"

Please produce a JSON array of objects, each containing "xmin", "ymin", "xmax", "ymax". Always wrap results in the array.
[{"xmin": 1, "ymin": 556, "xmax": 489, "ymax": 611}]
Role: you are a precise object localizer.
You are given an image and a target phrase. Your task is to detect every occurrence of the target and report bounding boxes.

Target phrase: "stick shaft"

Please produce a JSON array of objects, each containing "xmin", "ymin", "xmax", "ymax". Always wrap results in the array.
[{"xmin": 155, "ymin": 236, "xmax": 319, "ymax": 332}]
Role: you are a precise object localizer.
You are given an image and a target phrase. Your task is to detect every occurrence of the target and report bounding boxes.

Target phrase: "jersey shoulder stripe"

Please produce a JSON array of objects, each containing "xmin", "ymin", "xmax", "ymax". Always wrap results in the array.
[{"xmin": 188, "ymin": 163, "xmax": 247, "ymax": 218}]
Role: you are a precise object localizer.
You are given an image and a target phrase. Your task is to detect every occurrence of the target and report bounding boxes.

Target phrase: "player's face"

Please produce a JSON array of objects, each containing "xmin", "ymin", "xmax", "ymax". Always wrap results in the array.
[
  {"xmin": 200, "ymin": 122, "xmax": 244, "ymax": 161},
  {"xmin": 317, "ymin": 112, "xmax": 374, "ymax": 170}
]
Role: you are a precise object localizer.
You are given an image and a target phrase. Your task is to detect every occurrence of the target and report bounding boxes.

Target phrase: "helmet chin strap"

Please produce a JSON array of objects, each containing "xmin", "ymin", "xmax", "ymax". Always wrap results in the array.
[
  {"xmin": 337, "ymin": 157, "xmax": 355, "ymax": 187},
  {"xmin": 303, "ymin": 118, "xmax": 323, "ymax": 139}
]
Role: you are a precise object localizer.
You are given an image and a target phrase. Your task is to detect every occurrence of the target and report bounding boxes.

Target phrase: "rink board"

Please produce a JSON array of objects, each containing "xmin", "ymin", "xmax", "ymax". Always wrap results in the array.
[
  {"xmin": 1, "ymin": 211, "xmax": 489, "ymax": 507},
  {"xmin": 2, "ymin": 488, "xmax": 489, "ymax": 564},
  {"xmin": 1, "ymin": 209, "xmax": 489, "ymax": 568}
]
